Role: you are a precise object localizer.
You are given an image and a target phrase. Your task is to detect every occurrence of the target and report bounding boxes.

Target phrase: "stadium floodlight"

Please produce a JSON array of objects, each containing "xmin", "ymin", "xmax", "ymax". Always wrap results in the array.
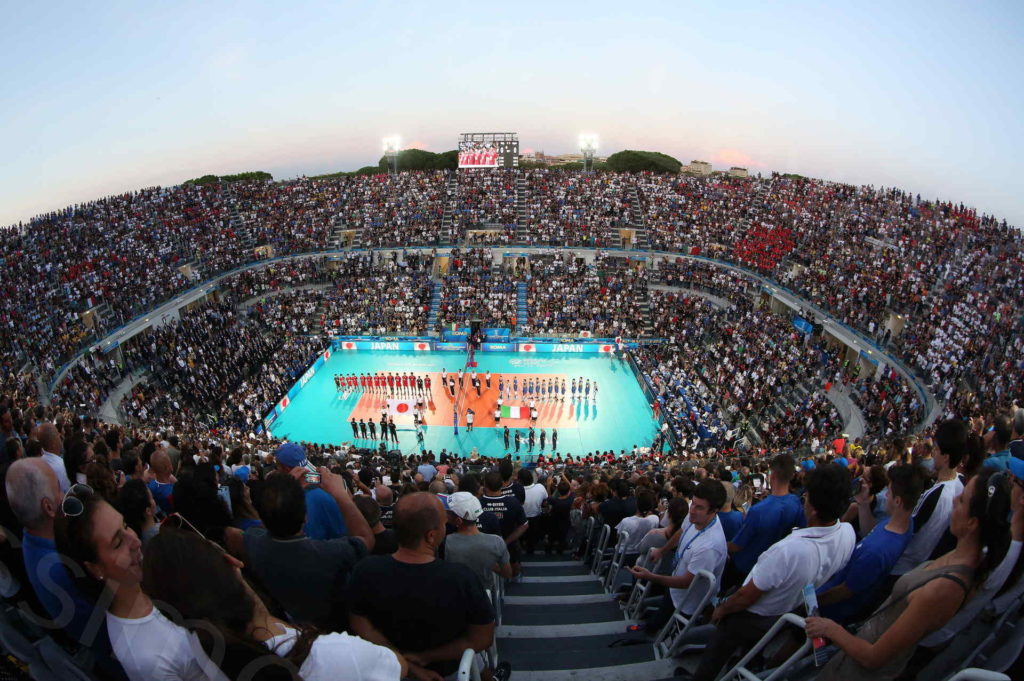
[
  {"xmin": 383, "ymin": 136, "xmax": 402, "ymax": 174},
  {"xmin": 579, "ymin": 133, "xmax": 599, "ymax": 172}
]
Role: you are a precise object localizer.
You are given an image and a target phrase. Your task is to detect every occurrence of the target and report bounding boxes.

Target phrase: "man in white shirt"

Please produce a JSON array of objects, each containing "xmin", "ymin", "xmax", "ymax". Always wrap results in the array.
[
  {"xmin": 37, "ymin": 423, "xmax": 70, "ymax": 494},
  {"xmin": 520, "ymin": 468, "xmax": 548, "ymax": 554},
  {"xmin": 892, "ymin": 419, "xmax": 966, "ymax": 576},
  {"xmin": 692, "ymin": 464, "xmax": 856, "ymax": 681},
  {"xmin": 631, "ymin": 480, "xmax": 728, "ymax": 633}
]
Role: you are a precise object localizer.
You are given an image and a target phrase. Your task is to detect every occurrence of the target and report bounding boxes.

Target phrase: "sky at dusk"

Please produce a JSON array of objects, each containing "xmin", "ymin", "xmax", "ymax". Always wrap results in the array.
[{"xmin": 1, "ymin": 1, "xmax": 1022, "ymax": 226}]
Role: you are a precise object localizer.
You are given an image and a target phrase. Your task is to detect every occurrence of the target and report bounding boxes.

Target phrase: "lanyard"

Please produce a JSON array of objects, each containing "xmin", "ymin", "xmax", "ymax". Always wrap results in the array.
[{"xmin": 673, "ymin": 516, "xmax": 718, "ymax": 570}]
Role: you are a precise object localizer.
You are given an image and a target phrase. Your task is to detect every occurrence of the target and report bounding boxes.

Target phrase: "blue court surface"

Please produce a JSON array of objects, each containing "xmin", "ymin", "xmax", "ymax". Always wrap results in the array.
[{"xmin": 269, "ymin": 350, "xmax": 659, "ymax": 458}]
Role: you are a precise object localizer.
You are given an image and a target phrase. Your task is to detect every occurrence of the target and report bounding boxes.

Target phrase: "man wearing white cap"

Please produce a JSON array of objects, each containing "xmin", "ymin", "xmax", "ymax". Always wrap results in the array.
[{"xmin": 443, "ymin": 491, "xmax": 512, "ymax": 590}]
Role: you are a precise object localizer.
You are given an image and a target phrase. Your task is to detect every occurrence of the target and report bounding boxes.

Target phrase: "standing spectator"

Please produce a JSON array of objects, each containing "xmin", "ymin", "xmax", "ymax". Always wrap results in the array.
[
  {"xmin": 520, "ymin": 468, "xmax": 548, "ymax": 554},
  {"xmin": 354, "ymin": 494, "xmax": 398, "ymax": 555},
  {"xmin": 348, "ymin": 492, "xmax": 509, "ymax": 680},
  {"xmin": 444, "ymin": 491, "xmax": 512, "ymax": 590},
  {"xmin": 146, "ymin": 448, "xmax": 176, "ymax": 515},
  {"xmin": 480, "ymin": 471, "xmax": 529, "ymax": 579},
  {"xmin": 37, "ymin": 422, "xmax": 70, "ymax": 494},
  {"xmin": 274, "ymin": 442, "xmax": 347, "ymax": 540}
]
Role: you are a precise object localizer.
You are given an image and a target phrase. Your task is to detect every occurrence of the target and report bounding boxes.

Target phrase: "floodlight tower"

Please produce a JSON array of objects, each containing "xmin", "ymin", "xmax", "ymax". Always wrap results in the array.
[
  {"xmin": 383, "ymin": 136, "xmax": 401, "ymax": 175},
  {"xmin": 579, "ymin": 133, "xmax": 599, "ymax": 173}
]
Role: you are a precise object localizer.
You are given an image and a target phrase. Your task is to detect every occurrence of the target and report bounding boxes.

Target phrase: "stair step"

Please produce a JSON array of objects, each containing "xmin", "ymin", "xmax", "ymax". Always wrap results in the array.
[
  {"xmin": 508, "ymin": 658, "xmax": 678, "ymax": 681},
  {"xmin": 503, "ymin": 600, "xmax": 625, "ymax": 626},
  {"xmin": 504, "ymin": 593, "xmax": 611, "ymax": 605},
  {"xmin": 497, "ymin": 620, "xmax": 641, "ymax": 639},
  {"xmin": 498, "ymin": 633, "xmax": 654, "ymax": 671},
  {"xmin": 505, "ymin": 580, "xmax": 604, "ymax": 597}
]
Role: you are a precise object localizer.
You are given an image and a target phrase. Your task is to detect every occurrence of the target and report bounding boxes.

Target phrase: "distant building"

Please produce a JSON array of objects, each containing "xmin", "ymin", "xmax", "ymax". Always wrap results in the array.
[
  {"xmin": 686, "ymin": 160, "xmax": 712, "ymax": 176},
  {"xmin": 728, "ymin": 166, "xmax": 749, "ymax": 178},
  {"xmin": 521, "ymin": 151, "xmax": 607, "ymax": 166}
]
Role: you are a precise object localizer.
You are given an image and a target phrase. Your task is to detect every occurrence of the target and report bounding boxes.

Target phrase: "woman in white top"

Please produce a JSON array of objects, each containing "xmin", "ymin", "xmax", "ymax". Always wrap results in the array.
[
  {"xmin": 56, "ymin": 487, "xmax": 227, "ymax": 681},
  {"xmin": 616, "ymin": 489, "xmax": 661, "ymax": 557},
  {"xmin": 142, "ymin": 526, "xmax": 405, "ymax": 681}
]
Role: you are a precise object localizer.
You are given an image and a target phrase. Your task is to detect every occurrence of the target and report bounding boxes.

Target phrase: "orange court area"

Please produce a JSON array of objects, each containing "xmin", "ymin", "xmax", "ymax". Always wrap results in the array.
[{"xmin": 344, "ymin": 372, "xmax": 580, "ymax": 429}]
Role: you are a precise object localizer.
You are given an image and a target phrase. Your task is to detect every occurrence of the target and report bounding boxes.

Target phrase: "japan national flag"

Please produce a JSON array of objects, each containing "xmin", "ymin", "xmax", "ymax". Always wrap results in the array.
[
  {"xmin": 342, "ymin": 341, "xmax": 357, "ymax": 350},
  {"xmin": 598, "ymin": 344, "xmax": 614, "ymax": 353},
  {"xmin": 413, "ymin": 342, "xmax": 430, "ymax": 351},
  {"xmin": 278, "ymin": 396, "xmax": 290, "ymax": 411},
  {"xmin": 322, "ymin": 349, "xmax": 331, "ymax": 361},
  {"xmin": 519, "ymin": 343, "xmax": 536, "ymax": 352},
  {"xmin": 387, "ymin": 399, "xmax": 415, "ymax": 415}
]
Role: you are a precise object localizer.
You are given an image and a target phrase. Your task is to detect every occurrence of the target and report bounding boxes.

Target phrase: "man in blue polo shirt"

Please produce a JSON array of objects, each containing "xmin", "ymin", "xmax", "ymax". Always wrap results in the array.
[
  {"xmin": 5, "ymin": 458, "xmax": 124, "ymax": 678},
  {"xmin": 817, "ymin": 463, "xmax": 926, "ymax": 623},
  {"xmin": 727, "ymin": 454, "xmax": 804, "ymax": 581},
  {"xmin": 274, "ymin": 442, "xmax": 347, "ymax": 540}
]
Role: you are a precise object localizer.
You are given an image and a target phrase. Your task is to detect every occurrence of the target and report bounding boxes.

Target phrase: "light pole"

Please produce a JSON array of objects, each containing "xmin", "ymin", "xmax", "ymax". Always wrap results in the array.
[
  {"xmin": 382, "ymin": 136, "xmax": 401, "ymax": 175},
  {"xmin": 579, "ymin": 133, "xmax": 599, "ymax": 173}
]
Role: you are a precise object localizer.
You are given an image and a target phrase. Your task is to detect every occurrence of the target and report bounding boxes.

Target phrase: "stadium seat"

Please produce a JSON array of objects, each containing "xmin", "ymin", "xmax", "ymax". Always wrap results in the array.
[
  {"xmin": 717, "ymin": 612, "xmax": 811, "ymax": 681},
  {"xmin": 602, "ymin": 530, "xmax": 631, "ymax": 591},
  {"xmin": 652, "ymin": 569, "xmax": 717, "ymax": 660}
]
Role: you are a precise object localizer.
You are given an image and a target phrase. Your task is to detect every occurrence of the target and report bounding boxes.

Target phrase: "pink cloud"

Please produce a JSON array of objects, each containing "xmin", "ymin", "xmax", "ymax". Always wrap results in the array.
[
  {"xmin": 406, "ymin": 140, "xmax": 430, "ymax": 150},
  {"xmin": 712, "ymin": 149, "xmax": 761, "ymax": 168}
]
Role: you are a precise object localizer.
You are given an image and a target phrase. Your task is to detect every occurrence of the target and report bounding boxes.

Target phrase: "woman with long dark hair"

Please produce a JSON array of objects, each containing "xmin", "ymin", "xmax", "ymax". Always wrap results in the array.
[
  {"xmin": 143, "ymin": 528, "xmax": 405, "ymax": 681},
  {"xmin": 805, "ymin": 468, "xmax": 1013, "ymax": 680},
  {"xmin": 55, "ymin": 488, "xmax": 227, "ymax": 681}
]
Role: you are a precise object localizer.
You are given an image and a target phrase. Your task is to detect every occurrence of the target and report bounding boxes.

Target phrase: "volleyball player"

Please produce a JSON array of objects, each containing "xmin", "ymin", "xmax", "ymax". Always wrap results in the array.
[
  {"xmin": 424, "ymin": 375, "xmax": 431, "ymax": 395},
  {"xmin": 584, "ymin": 379, "xmax": 591, "ymax": 401},
  {"xmin": 570, "ymin": 379, "xmax": 576, "ymax": 401}
]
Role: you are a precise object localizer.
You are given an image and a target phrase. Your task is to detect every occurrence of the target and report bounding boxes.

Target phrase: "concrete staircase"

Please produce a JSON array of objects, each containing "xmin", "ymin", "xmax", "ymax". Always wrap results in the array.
[
  {"xmin": 515, "ymin": 175, "xmax": 530, "ymax": 245},
  {"xmin": 630, "ymin": 187, "xmax": 652, "ymax": 251},
  {"xmin": 497, "ymin": 553, "xmax": 678, "ymax": 681},
  {"xmin": 516, "ymin": 282, "xmax": 528, "ymax": 331},
  {"xmin": 442, "ymin": 174, "xmax": 458, "ymax": 245},
  {"xmin": 427, "ymin": 282, "xmax": 442, "ymax": 331}
]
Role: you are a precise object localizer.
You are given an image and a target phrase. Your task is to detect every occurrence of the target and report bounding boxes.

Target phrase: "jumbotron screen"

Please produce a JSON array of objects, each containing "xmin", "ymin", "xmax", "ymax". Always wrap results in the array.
[{"xmin": 458, "ymin": 132, "xmax": 519, "ymax": 169}]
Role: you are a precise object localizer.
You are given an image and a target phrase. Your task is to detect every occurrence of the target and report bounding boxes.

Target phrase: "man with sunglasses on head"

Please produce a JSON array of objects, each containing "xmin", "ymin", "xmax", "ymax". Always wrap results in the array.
[{"xmin": 4, "ymin": 459, "xmax": 125, "ymax": 678}]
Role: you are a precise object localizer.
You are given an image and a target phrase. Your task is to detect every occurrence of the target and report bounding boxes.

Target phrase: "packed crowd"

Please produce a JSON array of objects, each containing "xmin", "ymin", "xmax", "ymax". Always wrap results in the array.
[
  {"xmin": 337, "ymin": 171, "xmax": 450, "ymax": 248},
  {"xmin": 436, "ymin": 248, "xmax": 517, "ymax": 331},
  {"xmin": 521, "ymin": 169, "xmax": 637, "ymax": 247},
  {"xmin": 1, "ymin": 405, "xmax": 1021, "ymax": 681},
  {"xmin": 451, "ymin": 169, "xmax": 517, "ymax": 242},
  {"xmin": 521, "ymin": 252, "xmax": 650, "ymax": 336}
]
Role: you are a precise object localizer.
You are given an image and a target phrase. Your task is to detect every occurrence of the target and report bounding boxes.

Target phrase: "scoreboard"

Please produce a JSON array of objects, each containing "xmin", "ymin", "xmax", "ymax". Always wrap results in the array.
[{"xmin": 458, "ymin": 132, "xmax": 519, "ymax": 169}]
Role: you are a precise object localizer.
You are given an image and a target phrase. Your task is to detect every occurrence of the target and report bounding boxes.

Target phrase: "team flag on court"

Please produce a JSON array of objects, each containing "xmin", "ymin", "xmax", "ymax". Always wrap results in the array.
[
  {"xmin": 500, "ymin": 405, "xmax": 523, "ymax": 419},
  {"xmin": 413, "ymin": 342, "xmax": 430, "ymax": 351},
  {"xmin": 387, "ymin": 399, "xmax": 415, "ymax": 415},
  {"xmin": 518, "ymin": 344, "xmax": 536, "ymax": 352}
]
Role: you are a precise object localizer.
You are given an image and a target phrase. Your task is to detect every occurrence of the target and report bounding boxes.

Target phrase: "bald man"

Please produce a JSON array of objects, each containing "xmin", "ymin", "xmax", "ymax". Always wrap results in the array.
[
  {"xmin": 35, "ymin": 423, "xmax": 70, "ymax": 494},
  {"xmin": 147, "ymin": 448, "xmax": 176, "ymax": 514},
  {"xmin": 348, "ymin": 492, "xmax": 505, "ymax": 680}
]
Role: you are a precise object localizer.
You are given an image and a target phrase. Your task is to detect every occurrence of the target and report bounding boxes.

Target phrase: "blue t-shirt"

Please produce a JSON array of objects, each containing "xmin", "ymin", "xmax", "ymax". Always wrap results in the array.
[
  {"xmin": 730, "ymin": 494, "xmax": 804, "ymax": 574},
  {"xmin": 304, "ymin": 487, "xmax": 347, "ymax": 540},
  {"xmin": 146, "ymin": 479, "xmax": 175, "ymax": 515},
  {"xmin": 717, "ymin": 510, "xmax": 743, "ymax": 543},
  {"xmin": 817, "ymin": 518, "xmax": 913, "ymax": 623}
]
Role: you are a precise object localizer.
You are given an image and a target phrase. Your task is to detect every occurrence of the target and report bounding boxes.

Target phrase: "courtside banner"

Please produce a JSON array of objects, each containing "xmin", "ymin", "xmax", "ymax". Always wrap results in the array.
[
  {"xmin": 517, "ymin": 342, "xmax": 622, "ymax": 353},
  {"xmin": 435, "ymin": 342, "xmax": 467, "ymax": 351},
  {"xmin": 335, "ymin": 341, "xmax": 421, "ymax": 351},
  {"xmin": 481, "ymin": 342, "xmax": 513, "ymax": 352}
]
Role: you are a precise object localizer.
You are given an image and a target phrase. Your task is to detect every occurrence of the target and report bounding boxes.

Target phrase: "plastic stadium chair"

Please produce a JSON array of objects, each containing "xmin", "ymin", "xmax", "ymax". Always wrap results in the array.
[
  {"xmin": 602, "ymin": 530, "xmax": 630, "ymax": 591},
  {"xmin": 0, "ymin": 616, "xmax": 59, "ymax": 681},
  {"xmin": 652, "ymin": 569, "xmax": 717, "ymax": 659},
  {"xmin": 945, "ymin": 671, "xmax": 1010, "ymax": 681},
  {"xmin": 457, "ymin": 648, "xmax": 482, "ymax": 681},
  {"xmin": 590, "ymin": 524, "xmax": 612, "ymax": 575},
  {"xmin": 36, "ymin": 636, "xmax": 100, "ymax": 681},
  {"xmin": 622, "ymin": 549, "xmax": 661, "ymax": 620},
  {"xmin": 717, "ymin": 612, "xmax": 811, "ymax": 681}
]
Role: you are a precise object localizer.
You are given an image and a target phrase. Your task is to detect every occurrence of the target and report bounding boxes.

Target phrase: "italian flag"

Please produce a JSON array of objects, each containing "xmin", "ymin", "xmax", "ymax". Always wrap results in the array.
[
  {"xmin": 500, "ymin": 405, "xmax": 523, "ymax": 419},
  {"xmin": 387, "ymin": 399, "xmax": 415, "ymax": 415}
]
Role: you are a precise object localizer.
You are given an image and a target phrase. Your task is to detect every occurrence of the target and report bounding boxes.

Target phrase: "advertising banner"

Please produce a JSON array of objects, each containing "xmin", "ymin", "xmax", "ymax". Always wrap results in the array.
[
  {"xmin": 516, "ymin": 342, "xmax": 622, "ymax": 353},
  {"xmin": 481, "ymin": 342, "xmax": 513, "ymax": 352},
  {"xmin": 435, "ymin": 342, "xmax": 468, "ymax": 351}
]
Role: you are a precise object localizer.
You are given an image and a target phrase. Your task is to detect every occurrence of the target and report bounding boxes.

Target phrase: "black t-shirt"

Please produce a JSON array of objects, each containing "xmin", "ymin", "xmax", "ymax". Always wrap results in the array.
[
  {"xmin": 500, "ymin": 481, "xmax": 526, "ymax": 504},
  {"xmin": 348, "ymin": 556, "xmax": 494, "ymax": 675},
  {"xmin": 598, "ymin": 497, "xmax": 628, "ymax": 529},
  {"xmin": 371, "ymin": 529, "xmax": 399, "ymax": 555},
  {"xmin": 480, "ymin": 494, "xmax": 527, "ymax": 539}
]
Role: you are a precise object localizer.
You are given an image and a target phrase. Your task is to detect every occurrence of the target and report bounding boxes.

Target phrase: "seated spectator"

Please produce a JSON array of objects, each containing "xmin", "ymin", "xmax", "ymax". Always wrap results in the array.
[
  {"xmin": 444, "ymin": 491, "xmax": 512, "ymax": 590},
  {"xmin": 274, "ymin": 443, "xmax": 347, "ymax": 540},
  {"xmin": 630, "ymin": 480, "xmax": 727, "ymax": 633},
  {"xmin": 348, "ymin": 492, "xmax": 509, "ymax": 680},
  {"xmin": 806, "ymin": 468, "xmax": 1013, "ymax": 680},
  {"xmin": 353, "ymin": 494, "xmax": 397, "ymax": 555},
  {"xmin": 144, "ymin": 527, "xmax": 404, "ymax": 681},
  {"xmin": 817, "ymin": 464, "xmax": 927, "ymax": 623},
  {"xmin": 54, "ymin": 486, "xmax": 210, "ymax": 681},
  {"xmin": 692, "ymin": 463, "xmax": 856, "ymax": 681},
  {"xmin": 891, "ymin": 419, "xmax": 966, "ymax": 577},
  {"xmin": 117, "ymin": 479, "xmax": 160, "ymax": 547},
  {"xmin": 725, "ymin": 453, "xmax": 804, "ymax": 583},
  {"xmin": 615, "ymin": 488, "xmax": 660, "ymax": 558},
  {"xmin": 224, "ymin": 468, "xmax": 372, "ymax": 631}
]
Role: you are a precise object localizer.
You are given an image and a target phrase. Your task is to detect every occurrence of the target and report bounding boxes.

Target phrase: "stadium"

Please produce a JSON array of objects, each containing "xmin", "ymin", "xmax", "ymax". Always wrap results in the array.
[{"xmin": 2, "ymin": 5, "xmax": 1023, "ymax": 681}]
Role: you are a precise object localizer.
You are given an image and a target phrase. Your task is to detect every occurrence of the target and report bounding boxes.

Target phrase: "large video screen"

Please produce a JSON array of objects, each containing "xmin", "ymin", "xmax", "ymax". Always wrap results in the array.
[
  {"xmin": 458, "ymin": 133, "xmax": 519, "ymax": 169},
  {"xmin": 458, "ymin": 144, "xmax": 500, "ymax": 168}
]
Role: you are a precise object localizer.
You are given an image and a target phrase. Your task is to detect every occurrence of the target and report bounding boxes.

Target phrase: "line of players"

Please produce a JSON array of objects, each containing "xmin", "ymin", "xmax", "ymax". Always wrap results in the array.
[
  {"xmin": 334, "ymin": 372, "xmax": 431, "ymax": 396},
  {"xmin": 333, "ymin": 371, "xmax": 599, "ymax": 402}
]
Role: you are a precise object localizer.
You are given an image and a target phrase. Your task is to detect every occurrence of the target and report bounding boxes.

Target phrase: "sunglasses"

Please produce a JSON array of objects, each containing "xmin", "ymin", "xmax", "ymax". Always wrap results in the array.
[{"xmin": 61, "ymin": 483, "xmax": 94, "ymax": 517}]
